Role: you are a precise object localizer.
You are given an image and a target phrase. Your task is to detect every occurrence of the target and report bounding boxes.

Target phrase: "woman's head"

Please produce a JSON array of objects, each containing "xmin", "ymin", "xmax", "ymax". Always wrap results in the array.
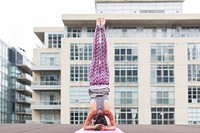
[
  {"xmin": 94, "ymin": 109, "xmax": 107, "ymax": 126},
  {"xmin": 94, "ymin": 115, "xmax": 107, "ymax": 126}
]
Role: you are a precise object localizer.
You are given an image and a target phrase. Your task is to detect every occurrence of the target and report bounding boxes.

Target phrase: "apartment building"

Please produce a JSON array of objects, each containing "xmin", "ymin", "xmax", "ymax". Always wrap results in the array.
[
  {"xmin": 0, "ymin": 39, "xmax": 32, "ymax": 123},
  {"xmin": 32, "ymin": 0, "xmax": 200, "ymax": 125}
]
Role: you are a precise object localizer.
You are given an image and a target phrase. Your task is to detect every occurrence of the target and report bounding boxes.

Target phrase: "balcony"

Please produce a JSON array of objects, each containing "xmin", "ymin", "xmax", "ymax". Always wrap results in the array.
[
  {"xmin": 31, "ymin": 65, "xmax": 61, "ymax": 71},
  {"xmin": 31, "ymin": 81, "xmax": 61, "ymax": 90},
  {"xmin": 16, "ymin": 84, "xmax": 33, "ymax": 95},
  {"xmin": 17, "ymin": 73, "xmax": 33, "ymax": 84},
  {"xmin": 16, "ymin": 97, "xmax": 33, "ymax": 104},
  {"xmin": 16, "ymin": 108, "xmax": 32, "ymax": 115},
  {"xmin": 31, "ymin": 101, "xmax": 61, "ymax": 110},
  {"xmin": 17, "ymin": 58, "xmax": 32, "ymax": 74}
]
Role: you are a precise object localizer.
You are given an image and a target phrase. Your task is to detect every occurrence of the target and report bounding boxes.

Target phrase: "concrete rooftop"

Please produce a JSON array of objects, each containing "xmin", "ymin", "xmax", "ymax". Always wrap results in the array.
[{"xmin": 0, "ymin": 124, "xmax": 200, "ymax": 133}]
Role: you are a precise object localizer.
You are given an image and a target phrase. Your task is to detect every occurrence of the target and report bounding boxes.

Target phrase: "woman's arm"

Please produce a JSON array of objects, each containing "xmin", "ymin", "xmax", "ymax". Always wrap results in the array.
[
  {"xmin": 84, "ymin": 102, "xmax": 103, "ymax": 130},
  {"xmin": 104, "ymin": 111, "xmax": 116, "ymax": 130},
  {"xmin": 83, "ymin": 110, "xmax": 96, "ymax": 130}
]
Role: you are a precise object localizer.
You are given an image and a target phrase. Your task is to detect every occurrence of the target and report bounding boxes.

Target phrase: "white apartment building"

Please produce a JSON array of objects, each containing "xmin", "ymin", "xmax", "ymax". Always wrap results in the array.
[{"xmin": 31, "ymin": 0, "xmax": 200, "ymax": 125}]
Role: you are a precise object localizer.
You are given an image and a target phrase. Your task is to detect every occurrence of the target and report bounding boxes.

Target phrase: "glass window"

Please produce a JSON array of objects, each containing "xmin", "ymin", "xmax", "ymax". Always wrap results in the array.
[
  {"xmin": 40, "ymin": 91, "xmax": 60, "ymax": 105},
  {"xmin": 188, "ymin": 64, "xmax": 200, "ymax": 82},
  {"xmin": 188, "ymin": 43, "xmax": 200, "ymax": 60},
  {"xmin": 115, "ymin": 87, "xmax": 138, "ymax": 105},
  {"xmin": 87, "ymin": 27, "xmax": 95, "ymax": 38},
  {"xmin": 151, "ymin": 87, "xmax": 174, "ymax": 105},
  {"xmin": 40, "ymin": 110, "xmax": 60, "ymax": 124},
  {"xmin": 70, "ymin": 108, "xmax": 89, "ymax": 124},
  {"xmin": 40, "ymin": 53, "xmax": 59, "ymax": 66},
  {"xmin": 188, "ymin": 108, "xmax": 200, "ymax": 124},
  {"xmin": 115, "ymin": 64, "xmax": 138, "ymax": 83},
  {"xmin": 47, "ymin": 33, "xmax": 63, "ymax": 48},
  {"xmin": 115, "ymin": 44, "xmax": 138, "ymax": 62},
  {"xmin": 67, "ymin": 27, "xmax": 81, "ymax": 38},
  {"xmin": 115, "ymin": 107, "xmax": 138, "ymax": 124},
  {"xmin": 151, "ymin": 107, "xmax": 174, "ymax": 125},
  {"xmin": 40, "ymin": 72, "xmax": 60, "ymax": 85},
  {"xmin": 70, "ymin": 43, "xmax": 92, "ymax": 60},
  {"xmin": 151, "ymin": 44, "xmax": 174, "ymax": 62},
  {"xmin": 188, "ymin": 86, "xmax": 200, "ymax": 103},
  {"xmin": 70, "ymin": 86, "xmax": 90, "ymax": 104},
  {"xmin": 151, "ymin": 65, "xmax": 174, "ymax": 83},
  {"xmin": 70, "ymin": 64, "xmax": 90, "ymax": 82}
]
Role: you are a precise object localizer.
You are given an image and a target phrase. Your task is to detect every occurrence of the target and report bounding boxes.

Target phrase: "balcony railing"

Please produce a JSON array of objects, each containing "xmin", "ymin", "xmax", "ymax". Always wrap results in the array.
[
  {"xmin": 31, "ymin": 81, "xmax": 61, "ymax": 90},
  {"xmin": 31, "ymin": 65, "xmax": 61, "ymax": 71},
  {"xmin": 16, "ymin": 108, "xmax": 32, "ymax": 114},
  {"xmin": 17, "ymin": 58, "xmax": 32, "ymax": 74},
  {"xmin": 31, "ymin": 101, "xmax": 61, "ymax": 110},
  {"xmin": 16, "ymin": 84, "xmax": 33, "ymax": 94},
  {"xmin": 15, "ymin": 97, "xmax": 33, "ymax": 104},
  {"xmin": 36, "ymin": 101, "xmax": 61, "ymax": 105},
  {"xmin": 17, "ymin": 73, "xmax": 33, "ymax": 84}
]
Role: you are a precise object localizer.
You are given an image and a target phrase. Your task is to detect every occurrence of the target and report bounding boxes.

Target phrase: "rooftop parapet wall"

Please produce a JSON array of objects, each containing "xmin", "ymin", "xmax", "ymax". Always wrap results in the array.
[{"xmin": 95, "ymin": 0, "xmax": 185, "ymax": 3}]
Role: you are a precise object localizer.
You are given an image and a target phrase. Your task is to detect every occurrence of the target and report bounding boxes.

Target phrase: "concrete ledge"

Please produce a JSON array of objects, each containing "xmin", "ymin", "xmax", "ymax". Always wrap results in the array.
[{"xmin": 0, "ymin": 124, "xmax": 200, "ymax": 133}]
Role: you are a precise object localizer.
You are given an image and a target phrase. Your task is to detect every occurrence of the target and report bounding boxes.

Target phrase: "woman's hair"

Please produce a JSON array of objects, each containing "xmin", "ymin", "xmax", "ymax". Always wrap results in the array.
[{"xmin": 94, "ymin": 115, "xmax": 108, "ymax": 126}]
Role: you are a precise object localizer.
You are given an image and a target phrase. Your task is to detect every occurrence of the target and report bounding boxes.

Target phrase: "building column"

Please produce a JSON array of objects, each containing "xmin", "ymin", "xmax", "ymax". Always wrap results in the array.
[
  {"xmin": 138, "ymin": 40, "xmax": 151, "ymax": 124},
  {"xmin": 174, "ymin": 42, "xmax": 188, "ymax": 124}
]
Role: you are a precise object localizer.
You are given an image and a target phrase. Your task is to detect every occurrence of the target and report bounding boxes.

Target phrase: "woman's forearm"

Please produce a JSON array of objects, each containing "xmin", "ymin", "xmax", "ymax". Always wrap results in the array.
[
  {"xmin": 84, "ymin": 125, "xmax": 95, "ymax": 130},
  {"xmin": 106, "ymin": 126, "xmax": 116, "ymax": 130}
]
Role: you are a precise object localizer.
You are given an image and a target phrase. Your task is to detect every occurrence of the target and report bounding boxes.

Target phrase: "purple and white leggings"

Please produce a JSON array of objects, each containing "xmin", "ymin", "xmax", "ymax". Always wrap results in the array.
[{"xmin": 89, "ymin": 25, "xmax": 109, "ymax": 86}]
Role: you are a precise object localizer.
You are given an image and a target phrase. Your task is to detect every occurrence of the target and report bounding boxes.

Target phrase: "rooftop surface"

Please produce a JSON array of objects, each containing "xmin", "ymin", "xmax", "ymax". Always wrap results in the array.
[{"xmin": 0, "ymin": 124, "xmax": 200, "ymax": 133}]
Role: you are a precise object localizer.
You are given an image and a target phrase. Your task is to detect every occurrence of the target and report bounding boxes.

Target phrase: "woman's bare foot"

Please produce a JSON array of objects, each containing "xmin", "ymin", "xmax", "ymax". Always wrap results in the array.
[
  {"xmin": 96, "ymin": 18, "xmax": 101, "ymax": 26},
  {"xmin": 101, "ymin": 18, "xmax": 106, "ymax": 26}
]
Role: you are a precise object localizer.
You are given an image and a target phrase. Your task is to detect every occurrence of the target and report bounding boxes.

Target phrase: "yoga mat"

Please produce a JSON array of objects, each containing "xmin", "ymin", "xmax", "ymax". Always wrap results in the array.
[{"xmin": 75, "ymin": 128, "xmax": 124, "ymax": 133}]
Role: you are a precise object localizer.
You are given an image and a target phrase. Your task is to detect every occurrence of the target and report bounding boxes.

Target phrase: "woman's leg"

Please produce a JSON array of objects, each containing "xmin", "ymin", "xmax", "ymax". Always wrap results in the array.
[
  {"xmin": 89, "ymin": 18, "xmax": 101, "ymax": 86},
  {"xmin": 99, "ymin": 18, "xmax": 109, "ymax": 85}
]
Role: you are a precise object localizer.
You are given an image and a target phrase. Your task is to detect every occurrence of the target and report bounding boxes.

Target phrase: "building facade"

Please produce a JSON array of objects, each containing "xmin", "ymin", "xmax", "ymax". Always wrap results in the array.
[
  {"xmin": 0, "ymin": 39, "xmax": 32, "ymax": 123},
  {"xmin": 32, "ymin": 0, "xmax": 200, "ymax": 125}
]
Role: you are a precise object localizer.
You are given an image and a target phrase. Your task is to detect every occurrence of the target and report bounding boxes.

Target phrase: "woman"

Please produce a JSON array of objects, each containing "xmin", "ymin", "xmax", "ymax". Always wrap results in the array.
[{"xmin": 83, "ymin": 18, "xmax": 116, "ymax": 131}]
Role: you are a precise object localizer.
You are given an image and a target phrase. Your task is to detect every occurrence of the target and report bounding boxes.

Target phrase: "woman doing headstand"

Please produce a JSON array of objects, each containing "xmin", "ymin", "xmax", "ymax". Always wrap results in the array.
[{"xmin": 83, "ymin": 18, "xmax": 116, "ymax": 131}]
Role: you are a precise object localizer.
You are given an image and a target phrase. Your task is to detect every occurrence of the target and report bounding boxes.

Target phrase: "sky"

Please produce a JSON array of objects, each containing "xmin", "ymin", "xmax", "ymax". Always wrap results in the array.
[{"xmin": 0, "ymin": 0, "xmax": 200, "ymax": 60}]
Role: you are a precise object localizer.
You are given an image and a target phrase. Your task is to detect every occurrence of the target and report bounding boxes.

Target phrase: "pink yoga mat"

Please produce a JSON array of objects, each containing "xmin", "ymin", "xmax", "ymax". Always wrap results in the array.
[{"xmin": 75, "ymin": 128, "xmax": 124, "ymax": 133}]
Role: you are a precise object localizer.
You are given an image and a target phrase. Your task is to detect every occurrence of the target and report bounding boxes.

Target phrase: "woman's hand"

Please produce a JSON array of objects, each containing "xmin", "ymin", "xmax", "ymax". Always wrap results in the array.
[
  {"xmin": 93, "ymin": 124, "xmax": 102, "ymax": 130},
  {"xmin": 101, "ymin": 125, "xmax": 108, "ymax": 131}
]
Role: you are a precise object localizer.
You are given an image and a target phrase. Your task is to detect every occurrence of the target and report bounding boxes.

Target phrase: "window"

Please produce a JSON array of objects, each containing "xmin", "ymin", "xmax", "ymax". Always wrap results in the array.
[
  {"xmin": 115, "ymin": 87, "xmax": 138, "ymax": 105},
  {"xmin": 151, "ymin": 87, "xmax": 174, "ymax": 105},
  {"xmin": 188, "ymin": 108, "xmax": 200, "ymax": 124},
  {"xmin": 70, "ymin": 64, "xmax": 90, "ymax": 82},
  {"xmin": 151, "ymin": 44, "xmax": 174, "ymax": 62},
  {"xmin": 115, "ymin": 64, "xmax": 138, "ymax": 83},
  {"xmin": 40, "ymin": 53, "xmax": 59, "ymax": 66},
  {"xmin": 151, "ymin": 107, "xmax": 174, "ymax": 125},
  {"xmin": 188, "ymin": 65, "xmax": 200, "ymax": 82},
  {"xmin": 188, "ymin": 43, "xmax": 200, "ymax": 60},
  {"xmin": 188, "ymin": 86, "xmax": 200, "ymax": 103},
  {"xmin": 40, "ymin": 72, "xmax": 60, "ymax": 85},
  {"xmin": 40, "ymin": 91, "xmax": 60, "ymax": 105},
  {"xmin": 67, "ymin": 27, "xmax": 81, "ymax": 38},
  {"xmin": 151, "ymin": 65, "xmax": 174, "ymax": 83},
  {"xmin": 70, "ymin": 43, "xmax": 92, "ymax": 60},
  {"xmin": 47, "ymin": 33, "xmax": 64, "ymax": 48},
  {"xmin": 115, "ymin": 44, "xmax": 138, "ymax": 62},
  {"xmin": 70, "ymin": 86, "xmax": 90, "ymax": 104},
  {"xmin": 70, "ymin": 108, "xmax": 89, "ymax": 124},
  {"xmin": 115, "ymin": 107, "xmax": 138, "ymax": 124},
  {"xmin": 40, "ymin": 110, "xmax": 60, "ymax": 124},
  {"xmin": 87, "ymin": 27, "xmax": 95, "ymax": 38}
]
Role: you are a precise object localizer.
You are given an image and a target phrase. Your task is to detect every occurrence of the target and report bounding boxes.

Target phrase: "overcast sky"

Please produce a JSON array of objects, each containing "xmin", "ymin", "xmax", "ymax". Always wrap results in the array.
[{"xmin": 0, "ymin": 0, "xmax": 199, "ymax": 59}]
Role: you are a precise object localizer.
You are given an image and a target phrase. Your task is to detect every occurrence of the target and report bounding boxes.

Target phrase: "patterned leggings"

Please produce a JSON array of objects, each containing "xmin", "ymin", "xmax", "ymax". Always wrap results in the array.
[{"xmin": 89, "ymin": 25, "xmax": 109, "ymax": 86}]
